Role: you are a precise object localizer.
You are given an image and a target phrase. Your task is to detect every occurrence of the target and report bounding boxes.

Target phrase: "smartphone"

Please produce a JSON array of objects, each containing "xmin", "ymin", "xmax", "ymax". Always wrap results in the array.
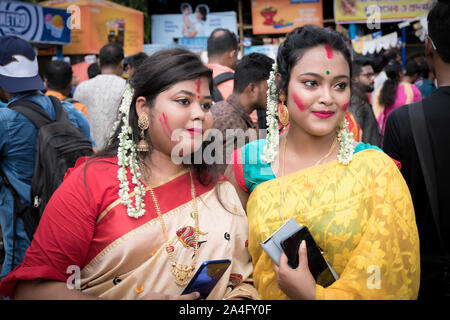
[
  {"xmin": 280, "ymin": 226, "xmax": 338, "ymax": 287},
  {"xmin": 181, "ymin": 259, "xmax": 231, "ymax": 299}
]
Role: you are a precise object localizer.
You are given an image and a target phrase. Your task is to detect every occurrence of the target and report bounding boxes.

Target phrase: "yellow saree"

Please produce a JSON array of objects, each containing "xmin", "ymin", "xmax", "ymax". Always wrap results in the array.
[{"xmin": 246, "ymin": 148, "xmax": 420, "ymax": 300}]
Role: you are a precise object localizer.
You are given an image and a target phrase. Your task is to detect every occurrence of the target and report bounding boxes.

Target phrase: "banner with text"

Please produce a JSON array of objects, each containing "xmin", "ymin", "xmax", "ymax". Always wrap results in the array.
[{"xmin": 334, "ymin": 0, "xmax": 436, "ymax": 24}]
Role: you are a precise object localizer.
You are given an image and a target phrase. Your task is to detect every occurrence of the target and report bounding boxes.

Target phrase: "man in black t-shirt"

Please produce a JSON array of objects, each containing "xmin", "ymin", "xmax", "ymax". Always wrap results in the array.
[{"xmin": 383, "ymin": 0, "xmax": 450, "ymax": 299}]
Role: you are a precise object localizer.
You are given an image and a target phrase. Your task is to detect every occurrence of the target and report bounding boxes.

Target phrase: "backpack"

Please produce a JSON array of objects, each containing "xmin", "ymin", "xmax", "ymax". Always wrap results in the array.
[
  {"xmin": 4, "ymin": 96, "xmax": 93, "ymax": 244},
  {"xmin": 211, "ymin": 72, "xmax": 234, "ymax": 102}
]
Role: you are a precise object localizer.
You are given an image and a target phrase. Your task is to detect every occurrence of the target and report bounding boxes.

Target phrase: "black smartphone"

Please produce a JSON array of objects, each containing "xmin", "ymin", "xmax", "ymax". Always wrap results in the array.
[
  {"xmin": 181, "ymin": 259, "xmax": 231, "ymax": 299},
  {"xmin": 280, "ymin": 226, "xmax": 337, "ymax": 287}
]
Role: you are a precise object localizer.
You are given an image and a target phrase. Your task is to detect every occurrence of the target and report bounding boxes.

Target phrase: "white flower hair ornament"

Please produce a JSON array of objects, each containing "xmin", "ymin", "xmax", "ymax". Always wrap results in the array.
[
  {"xmin": 261, "ymin": 62, "xmax": 280, "ymax": 164},
  {"xmin": 336, "ymin": 118, "xmax": 355, "ymax": 165},
  {"xmin": 261, "ymin": 63, "xmax": 355, "ymax": 165},
  {"xmin": 115, "ymin": 83, "xmax": 147, "ymax": 219}
]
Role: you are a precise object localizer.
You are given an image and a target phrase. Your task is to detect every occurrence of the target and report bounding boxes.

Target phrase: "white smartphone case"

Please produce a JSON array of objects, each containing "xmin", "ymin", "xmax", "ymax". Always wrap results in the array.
[{"xmin": 260, "ymin": 217, "xmax": 302, "ymax": 265}]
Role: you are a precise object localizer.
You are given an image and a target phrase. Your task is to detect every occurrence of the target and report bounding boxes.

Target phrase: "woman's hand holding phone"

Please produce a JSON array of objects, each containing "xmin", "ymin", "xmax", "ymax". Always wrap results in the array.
[{"xmin": 274, "ymin": 240, "xmax": 316, "ymax": 300}]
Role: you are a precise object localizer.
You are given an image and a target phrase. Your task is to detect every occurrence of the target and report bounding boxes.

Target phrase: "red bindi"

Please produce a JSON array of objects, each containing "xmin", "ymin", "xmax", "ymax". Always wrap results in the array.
[
  {"xmin": 292, "ymin": 91, "xmax": 305, "ymax": 111},
  {"xmin": 325, "ymin": 45, "xmax": 333, "ymax": 59}
]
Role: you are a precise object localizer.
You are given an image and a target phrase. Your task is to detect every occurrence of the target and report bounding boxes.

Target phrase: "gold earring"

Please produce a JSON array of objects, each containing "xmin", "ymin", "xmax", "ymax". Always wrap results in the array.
[
  {"xmin": 137, "ymin": 114, "xmax": 149, "ymax": 152},
  {"xmin": 278, "ymin": 93, "xmax": 289, "ymax": 127}
]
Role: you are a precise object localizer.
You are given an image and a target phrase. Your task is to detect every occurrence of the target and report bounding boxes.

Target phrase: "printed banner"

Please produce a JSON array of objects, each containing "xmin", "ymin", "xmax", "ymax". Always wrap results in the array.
[
  {"xmin": 0, "ymin": 0, "xmax": 71, "ymax": 44},
  {"xmin": 335, "ymin": 0, "xmax": 436, "ymax": 24},
  {"xmin": 251, "ymin": 0, "xmax": 323, "ymax": 35},
  {"xmin": 244, "ymin": 44, "xmax": 279, "ymax": 61},
  {"xmin": 151, "ymin": 5, "xmax": 238, "ymax": 46},
  {"xmin": 351, "ymin": 30, "xmax": 382, "ymax": 54},
  {"xmin": 40, "ymin": 0, "xmax": 143, "ymax": 56}
]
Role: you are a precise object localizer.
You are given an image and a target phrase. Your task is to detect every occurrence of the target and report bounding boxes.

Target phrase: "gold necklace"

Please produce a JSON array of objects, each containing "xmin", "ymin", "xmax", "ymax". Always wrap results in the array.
[
  {"xmin": 280, "ymin": 135, "xmax": 337, "ymax": 222},
  {"xmin": 147, "ymin": 170, "xmax": 200, "ymax": 286}
]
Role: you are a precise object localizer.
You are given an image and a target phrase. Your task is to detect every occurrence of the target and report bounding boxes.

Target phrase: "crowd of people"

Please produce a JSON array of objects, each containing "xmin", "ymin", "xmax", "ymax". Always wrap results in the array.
[{"xmin": 0, "ymin": 0, "xmax": 449, "ymax": 300}]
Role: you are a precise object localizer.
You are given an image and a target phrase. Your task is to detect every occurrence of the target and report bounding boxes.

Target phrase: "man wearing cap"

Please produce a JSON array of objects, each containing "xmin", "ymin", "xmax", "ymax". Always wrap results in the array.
[{"xmin": 0, "ymin": 36, "xmax": 96, "ymax": 281}]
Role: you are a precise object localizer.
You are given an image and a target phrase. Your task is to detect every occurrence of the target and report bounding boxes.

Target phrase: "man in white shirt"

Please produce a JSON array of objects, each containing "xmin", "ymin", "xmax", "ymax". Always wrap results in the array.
[{"xmin": 74, "ymin": 43, "xmax": 126, "ymax": 149}]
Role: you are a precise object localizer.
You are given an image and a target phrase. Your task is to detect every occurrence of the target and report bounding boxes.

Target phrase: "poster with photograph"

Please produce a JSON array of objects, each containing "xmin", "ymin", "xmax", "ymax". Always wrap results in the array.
[{"xmin": 151, "ymin": 3, "xmax": 238, "ymax": 46}]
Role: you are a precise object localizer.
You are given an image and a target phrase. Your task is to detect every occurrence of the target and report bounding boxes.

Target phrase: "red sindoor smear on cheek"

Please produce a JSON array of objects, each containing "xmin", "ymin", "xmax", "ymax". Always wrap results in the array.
[
  {"xmin": 159, "ymin": 112, "xmax": 172, "ymax": 139},
  {"xmin": 342, "ymin": 102, "xmax": 349, "ymax": 111},
  {"xmin": 325, "ymin": 45, "xmax": 333, "ymax": 59},
  {"xmin": 292, "ymin": 91, "xmax": 305, "ymax": 111},
  {"xmin": 195, "ymin": 79, "xmax": 201, "ymax": 98}
]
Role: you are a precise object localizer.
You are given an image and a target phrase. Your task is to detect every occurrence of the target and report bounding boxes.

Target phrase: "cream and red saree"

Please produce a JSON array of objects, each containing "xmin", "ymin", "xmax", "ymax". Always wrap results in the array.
[{"xmin": 0, "ymin": 158, "xmax": 258, "ymax": 300}]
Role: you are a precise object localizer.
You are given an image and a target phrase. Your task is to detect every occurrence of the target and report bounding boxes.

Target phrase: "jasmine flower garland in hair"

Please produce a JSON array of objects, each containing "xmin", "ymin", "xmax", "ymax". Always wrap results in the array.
[
  {"xmin": 110, "ymin": 84, "xmax": 134, "ymax": 141},
  {"xmin": 261, "ymin": 62, "xmax": 280, "ymax": 164},
  {"xmin": 116, "ymin": 84, "xmax": 146, "ymax": 219},
  {"xmin": 337, "ymin": 118, "xmax": 355, "ymax": 165}
]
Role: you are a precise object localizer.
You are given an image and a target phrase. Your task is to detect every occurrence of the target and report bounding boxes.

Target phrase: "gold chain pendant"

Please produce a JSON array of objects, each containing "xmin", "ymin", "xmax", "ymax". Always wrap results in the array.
[{"xmin": 171, "ymin": 263, "xmax": 195, "ymax": 286}]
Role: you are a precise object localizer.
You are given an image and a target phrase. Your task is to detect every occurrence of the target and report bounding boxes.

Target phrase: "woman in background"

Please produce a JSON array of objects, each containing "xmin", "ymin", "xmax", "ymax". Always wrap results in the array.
[{"xmin": 372, "ymin": 60, "xmax": 422, "ymax": 139}]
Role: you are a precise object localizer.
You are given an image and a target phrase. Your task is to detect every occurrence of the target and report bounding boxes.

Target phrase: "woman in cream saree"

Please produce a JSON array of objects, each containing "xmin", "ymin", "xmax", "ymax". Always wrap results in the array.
[{"xmin": 0, "ymin": 49, "xmax": 258, "ymax": 300}]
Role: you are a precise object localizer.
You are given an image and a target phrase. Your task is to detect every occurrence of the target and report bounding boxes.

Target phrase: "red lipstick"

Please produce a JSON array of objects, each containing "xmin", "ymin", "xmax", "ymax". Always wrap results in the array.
[
  {"xmin": 186, "ymin": 128, "xmax": 202, "ymax": 136},
  {"xmin": 312, "ymin": 110, "xmax": 335, "ymax": 119}
]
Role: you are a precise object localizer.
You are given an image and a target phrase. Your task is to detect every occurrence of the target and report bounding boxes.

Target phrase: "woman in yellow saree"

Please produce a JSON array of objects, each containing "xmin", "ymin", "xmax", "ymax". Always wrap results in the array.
[
  {"xmin": 225, "ymin": 25, "xmax": 420, "ymax": 300},
  {"xmin": 0, "ymin": 49, "xmax": 258, "ymax": 300}
]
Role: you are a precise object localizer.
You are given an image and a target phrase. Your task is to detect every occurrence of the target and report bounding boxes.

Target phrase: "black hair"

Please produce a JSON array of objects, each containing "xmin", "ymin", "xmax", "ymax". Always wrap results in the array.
[
  {"xmin": 381, "ymin": 50, "xmax": 398, "ymax": 67},
  {"xmin": 99, "ymin": 43, "xmax": 124, "ymax": 68},
  {"xmin": 405, "ymin": 59, "xmax": 420, "ymax": 77},
  {"xmin": 419, "ymin": 61, "xmax": 430, "ymax": 79},
  {"xmin": 207, "ymin": 28, "xmax": 238, "ymax": 57},
  {"xmin": 427, "ymin": 0, "xmax": 450, "ymax": 64},
  {"xmin": 197, "ymin": 6, "xmax": 207, "ymax": 21},
  {"xmin": 127, "ymin": 52, "xmax": 148, "ymax": 69},
  {"xmin": 92, "ymin": 48, "xmax": 217, "ymax": 186},
  {"xmin": 371, "ymin": 56, "xmax": 384, "ymax": 74},
  {"xmin": 352, "ymin": 57, "xmax": 373, "ymax": 78},
  {"xmin": 87, "ymin": 62, "xmax": 100, "ymax": 79},
  {"xmin": 276, "ymin": 24, "xmax": 352, "ymax": 94},
  {"xmin": 378, "ymin": 60, "xmax": 403, "ymax": 107},
  {"xmin": 233, "ymin": 53, "xmax": 274, "ymax": 94},
  {"xmin": 44, "ymin": 60, "xmax": 72, "ymax": 91}
]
